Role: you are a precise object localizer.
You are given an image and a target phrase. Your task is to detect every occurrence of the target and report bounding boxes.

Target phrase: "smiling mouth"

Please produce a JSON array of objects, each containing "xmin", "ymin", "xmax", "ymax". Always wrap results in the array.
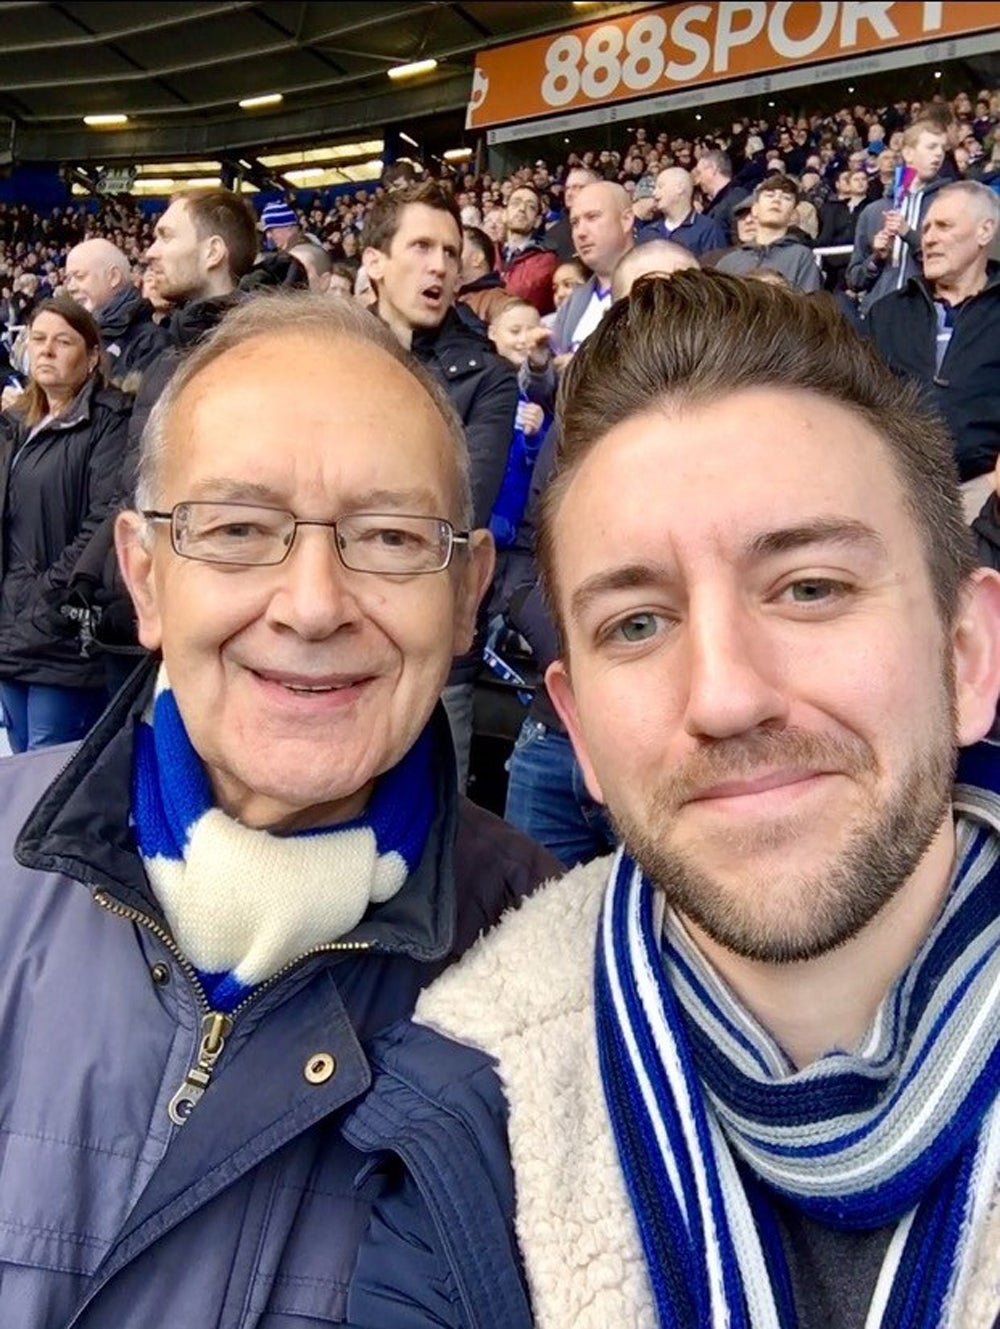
[
  {"xmin": 252, "ymin": 668, "xmax": 373, "ymax": 696},
  {"xmin": 687, "ymin": 769, "xmax": 833, "ymax": 806}
]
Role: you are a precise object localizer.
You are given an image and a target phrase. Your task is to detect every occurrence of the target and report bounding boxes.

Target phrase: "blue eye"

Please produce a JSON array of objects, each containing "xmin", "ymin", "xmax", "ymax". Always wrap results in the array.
[
  {"xmin": 614, "ymin": 612, "xmax": 661, "ymax": 643},
  {"xmin": 783, "ymin": 579, "xmax": 846, "ymax": 603}
]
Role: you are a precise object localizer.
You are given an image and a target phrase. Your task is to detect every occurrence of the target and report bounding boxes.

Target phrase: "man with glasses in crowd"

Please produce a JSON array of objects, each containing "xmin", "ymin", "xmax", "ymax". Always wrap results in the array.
[{"xmin": 0, "ymin": 292, "xmax": 556, "ymax": 1327}]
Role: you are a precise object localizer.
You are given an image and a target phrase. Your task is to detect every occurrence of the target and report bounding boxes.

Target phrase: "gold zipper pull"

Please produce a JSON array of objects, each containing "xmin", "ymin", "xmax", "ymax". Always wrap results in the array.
[{"xmin": 167, "ymin": 1011, "xmax": 232, "ymax": 1125}]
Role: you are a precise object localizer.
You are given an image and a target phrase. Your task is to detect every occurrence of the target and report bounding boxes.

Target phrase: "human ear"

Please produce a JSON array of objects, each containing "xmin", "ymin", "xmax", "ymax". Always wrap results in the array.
[
  {"xmin": 451, "ymin": 529, "xmax": 495, "ymax": 655},
  {"xmin": 114, "ymin": 510, "xmax": 164, "ymax": 651},
  {"xmin": 952, "ymin": 568, "xmax": 1000, "ymax": 745},
  {"xmin": 545, "ymin": 658, "xmax": 605, "ymax": 802}
]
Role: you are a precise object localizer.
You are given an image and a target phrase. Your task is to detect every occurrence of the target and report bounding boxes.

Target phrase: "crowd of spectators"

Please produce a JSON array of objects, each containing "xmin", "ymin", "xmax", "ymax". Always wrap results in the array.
[{"xmin": 1, "ymin": 79, "xmax": 999, "ymax": 842}]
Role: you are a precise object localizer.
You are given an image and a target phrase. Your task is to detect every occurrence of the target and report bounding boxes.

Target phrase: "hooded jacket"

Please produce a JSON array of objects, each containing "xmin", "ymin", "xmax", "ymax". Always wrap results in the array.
[
  {"xmin": 0, "ymin": 661, "xmax": 557, "ymax": 1327},
  {"xmin": 846, "ymin": 177, "xmax": 948, "ymax": 314},
  {"xmin": 716, "ymin": 234, "xmax": 823, "ymax": 292}
]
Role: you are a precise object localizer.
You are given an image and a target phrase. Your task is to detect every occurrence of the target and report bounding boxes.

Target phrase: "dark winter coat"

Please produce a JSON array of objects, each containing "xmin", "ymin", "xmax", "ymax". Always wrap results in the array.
[
  {"xmin": 411, "ymin": 309, "xmax": 519, "ymax": 684},
  {"xmin": 866, "ymin": 266, "xmax": 1000, "ymax": 480},
  {"xmin": 0, "ymin": 662, "xmax": 558, "ymax": 1327},
  {"xmin": 95, "ymin": 285, "xmax": 170, "ymax": 387},
  {"xmin": 636, "ymin": 210, "xmax": 728, "ymax": 258},
  {"xmin": 0, "ymin": 377, "xmax": 130, "ymax": 688}
]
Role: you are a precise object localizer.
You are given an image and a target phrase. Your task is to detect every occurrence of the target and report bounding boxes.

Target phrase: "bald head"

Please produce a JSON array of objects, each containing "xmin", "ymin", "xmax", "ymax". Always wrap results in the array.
[
  {"xmin": 289, "ymin": 242, "xmax": 333, "ymax": 293},
  {"xmin": 654, "ymin": 167, "xmax": 694, "ymax": 222},
  {"xmin": 612, "ymin": 239, "xmax": 699, "ymax": 300},
  {"xmin": 570, "ymin": 181, "xmax": 634, "ymax": 284},
  {"xmin": 64, "ymin": 238, "xmax": 132, "ymax": 313}
]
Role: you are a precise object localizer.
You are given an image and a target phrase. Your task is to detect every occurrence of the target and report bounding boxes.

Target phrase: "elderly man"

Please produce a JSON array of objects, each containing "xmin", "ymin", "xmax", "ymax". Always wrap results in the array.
[
  {"xmin": 64, "ymin": 236, "xmax": 168, "ymax": 382},
  {"xmin": 344, "ymin": 272, "xmax": 1000, "ymax": 1329},
  {"xmin": 869, "ymin": 181, "xmax": 1000, "ymax": 515},
  {"xmin": 0, "ymin": 292, "xmax": 556, "ymax": 1327},
  {"xmin": 637, "ymin": 166, "xmax": 726, "ymax": 258},
  {"xmin": 552, "ymin": 180, "xmax": 634, "ymax": 355}
]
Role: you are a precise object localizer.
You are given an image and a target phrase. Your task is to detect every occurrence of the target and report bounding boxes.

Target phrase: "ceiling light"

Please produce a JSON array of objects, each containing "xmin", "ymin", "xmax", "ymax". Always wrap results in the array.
[
  {"xmin": 934, "ymin": 70, "xmax": 942, "ymax": 78},
  {"xmin": 767, "ymin": 101, "xmax": 775, "ymax": 107},
  {"xmin": 186, "ymin": 177, "xmax": 222, "ymax": 188},
  {"xmin": 83, "ymin": 114, "xmax": 128, "ymax": 127},
  {"xmin": 134, "ymin": 178, "xmax": 174, "ymax": 190},
  {"xmin": 387, "ymin": 59, "xmax": 437, "ymax": 81},
  {"xmin": 239, "ymin": 93, "xmax": 283, "ymax": 110},
  {"xmin": 443, "ymin": 147, "xmax": 473, "ymax": 162},
  {"xmin": 847, "ymin": 85, "xmax": 855, "ymax": 93},
  {"xmin": 399, "ymin": 131, "xmax": 419, "ymax": 148},
  {"xmin": 285, "ymin": 167, "xmax": 325, "ymax": 180}
]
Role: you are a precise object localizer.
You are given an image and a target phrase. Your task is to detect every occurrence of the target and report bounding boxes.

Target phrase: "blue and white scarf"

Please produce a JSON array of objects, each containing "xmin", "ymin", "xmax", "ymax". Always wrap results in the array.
[
  {"xmin": 132, "ymin": 668, "xmax": 436, "ymax": 1012},
  {"xmin": 596, "ymin": 766, "xmax": 1000, "ymax": 1328}
]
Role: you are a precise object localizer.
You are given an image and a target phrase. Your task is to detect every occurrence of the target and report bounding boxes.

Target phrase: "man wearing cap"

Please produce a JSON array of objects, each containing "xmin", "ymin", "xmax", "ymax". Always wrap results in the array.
[
  {"xmin": 718, "ymin": 175, "xmax": 822, "ymax": 292},
  {"xmin": 259, "ymin": 199, "xmax": 305, "ymax": 252}
]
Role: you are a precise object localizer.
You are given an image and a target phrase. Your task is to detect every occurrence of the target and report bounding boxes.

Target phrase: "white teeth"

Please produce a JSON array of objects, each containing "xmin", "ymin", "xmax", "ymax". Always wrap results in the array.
[{"xmin": 283, "ymin": 683, "xmax": 339, "ymax": 693}]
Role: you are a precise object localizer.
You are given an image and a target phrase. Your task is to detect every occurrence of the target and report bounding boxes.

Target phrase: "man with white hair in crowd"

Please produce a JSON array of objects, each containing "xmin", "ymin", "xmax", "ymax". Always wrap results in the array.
[
  {"xmin": 637, "ymin": 166, "xmax": 726, "ymax": 258},
  {"xmin": 64, "ymin": 236, "xmax": 168, "ymax": 383},
  {"xmin": 868, "ymin": 180, "xmax": 1000, "ymax": 518}
]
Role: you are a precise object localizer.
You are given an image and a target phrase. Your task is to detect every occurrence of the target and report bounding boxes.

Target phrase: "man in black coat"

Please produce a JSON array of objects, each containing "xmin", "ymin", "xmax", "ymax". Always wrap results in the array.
[
  {"xmin": 692, "ymin": 149, "xmax": 748, "ymax": 245},
  {"xmin": 867, "ymin": 181, "xmax": 1000, "ymax": 515},
  {"xmin": 363, "ymin": 181, "xmax": 518, "ymax": 790},
  {"xmin": 62, "ymin": 189, "xmax": 260, "ymax": 690},
  {"xmin": 64, "ymin": 239, "xmax": 168, "ymax": 386}
]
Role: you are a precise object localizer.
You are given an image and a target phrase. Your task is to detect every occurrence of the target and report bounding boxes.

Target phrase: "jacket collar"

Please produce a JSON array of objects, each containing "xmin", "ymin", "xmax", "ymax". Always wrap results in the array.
[
  {"xmin": 903, "ymin": 260, "xmax": 1000, "ymax": 306},
  {"xmin": 14, "ymin": 656, "xmax": 460, "ymax": 965},
  {"xmin": 96, "ymin": 283, "xmax": 145, "ymax": 338}
]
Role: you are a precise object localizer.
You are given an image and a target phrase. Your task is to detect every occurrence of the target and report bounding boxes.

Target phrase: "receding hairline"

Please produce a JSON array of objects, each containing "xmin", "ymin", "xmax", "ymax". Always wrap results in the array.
[{"xmin": 135, "ymin": 292, "xmax": 472, "ymax": 524}]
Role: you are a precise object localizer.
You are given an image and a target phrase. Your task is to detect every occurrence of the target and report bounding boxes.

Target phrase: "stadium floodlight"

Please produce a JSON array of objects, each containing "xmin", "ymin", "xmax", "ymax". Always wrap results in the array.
[
  {"xmin": 239, "ymin": 93, "xmax": 283, "ymax": 110},
  {"xmin": 387, "ymin": 59, "xmax": 437, "ymax": 81},
  {"xmin": 83, "ymin": 114, "xmax": 128, "ymax": 127}
]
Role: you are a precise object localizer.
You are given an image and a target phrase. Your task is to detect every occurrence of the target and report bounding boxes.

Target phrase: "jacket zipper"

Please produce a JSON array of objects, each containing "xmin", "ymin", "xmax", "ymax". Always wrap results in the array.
[{"xmin": 93, "ymin": 889, "xmax": 371, "ymax": 1124}]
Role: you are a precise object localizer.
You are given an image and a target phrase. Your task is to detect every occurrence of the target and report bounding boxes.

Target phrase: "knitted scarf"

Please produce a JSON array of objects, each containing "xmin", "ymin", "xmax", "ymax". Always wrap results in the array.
[
  {"xmin": 596, "ymin": 785, "xmax": 1000, "ymax": 1328},
  {"xmin": 132, "ymin": 668, "xmax": 436, "ymax": 1012}
]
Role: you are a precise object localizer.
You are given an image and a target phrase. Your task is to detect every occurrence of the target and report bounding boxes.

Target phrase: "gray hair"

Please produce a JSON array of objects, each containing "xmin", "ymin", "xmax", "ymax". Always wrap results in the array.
[
  {"xmin": 930, "ymin": 180, "xmax": 1000, "ymax": 228},
  {"xmin": 134, "ymin": 290, "xmax": 472, "ymax": 526}
]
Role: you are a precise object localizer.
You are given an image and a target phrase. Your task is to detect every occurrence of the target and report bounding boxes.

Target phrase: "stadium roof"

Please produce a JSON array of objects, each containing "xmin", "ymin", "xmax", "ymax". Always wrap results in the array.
[{"xmin": 0, "ymin": 1, "xmax": 646, "ymax": 161}]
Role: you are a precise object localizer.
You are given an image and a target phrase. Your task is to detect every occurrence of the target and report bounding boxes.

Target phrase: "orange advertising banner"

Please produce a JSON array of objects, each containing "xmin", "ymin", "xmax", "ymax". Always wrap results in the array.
[{"xmin": 466, "ymin": 1, "xmax": 1000, "ymax": 129}]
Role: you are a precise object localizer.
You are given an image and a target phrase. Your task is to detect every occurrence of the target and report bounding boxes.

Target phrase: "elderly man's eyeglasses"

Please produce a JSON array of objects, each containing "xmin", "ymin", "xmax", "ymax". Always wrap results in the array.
[{"xmin": 141, "ymin": 502, "xmax": 470, "ymax": 575}]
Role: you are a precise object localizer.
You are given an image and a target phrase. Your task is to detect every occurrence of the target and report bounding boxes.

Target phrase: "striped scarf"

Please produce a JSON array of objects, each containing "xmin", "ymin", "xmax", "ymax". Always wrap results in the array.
[
  {"xmin": 595, "ymin": 754, "xmax": 1000, "ymax": 1328},
  {"xmin": 132, "ymin": 667, "xmax": 436, "ymax": 1012}
]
